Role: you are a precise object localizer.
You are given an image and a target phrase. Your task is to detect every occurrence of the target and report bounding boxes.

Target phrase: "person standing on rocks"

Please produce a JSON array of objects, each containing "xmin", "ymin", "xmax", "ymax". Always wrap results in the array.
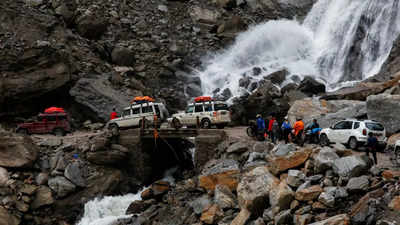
[
  {"xmin": 366, "ymin": 132, "xmax": 378, "ymax": 165},
  {"xmin": 271, "ymin": 116, "xmax": 280, "ymax": 144},
  {"xmin": 281, "ymin": 117, "xmax": 292, "ymax": 144},
  {"xmin": 256, "ymin": 114, "xmax": 266, "ymax": 141},
  {"xmin": 293, "ymin": 117, "xmax": 304, "ymax": 146},
  {"xmin": 110, "ymin": 108, "xmax": 118, "ymax": 120}
]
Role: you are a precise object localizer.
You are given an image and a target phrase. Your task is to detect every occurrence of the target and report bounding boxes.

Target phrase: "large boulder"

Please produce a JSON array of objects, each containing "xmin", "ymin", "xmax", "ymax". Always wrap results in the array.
[
  {"xmin": 237, "ymin": 166, "xmax": 279, "ymax": 214},
  {"xmin": 314, "ymin": 148, "xmax": 340, "ymax": 173},
  {"xmin": 0, "ymin": 2, "xmax": 71, "ymax": 113},
  {"xmin": 51, "ymin": 0, "xmax": 76, "ymax": 22},
  {"xmin": 198, "ymin": 159, "xmax": 240, "ymax": 191},
  {"xmin": 332, "ymin": 155, "xmax": 369, "ymax": 178},
  {"xmin": 76, "ymin": 7, "xmax": 108, "ymax": 39},
  {"xmin": 31, "ymin": 186, "xmax": 54, "ymax": 209},
  {"xmin": 214, "ymin": 184, "xmax": 237, "ymax": 209},
  {"xmin": 287, "ymin": 99, "xmax": 366, "ymax": 127},
  {"xmin": 0, "ymin": 131, "xmax": 38, "ymax": 168},
  {"xmin": 0, "ymin": 167, "xmax": 9, "ymax": 187},
  {"xmin": 269, "ymin": 181, "xmax": 294, "ymax": 212},
  {"xmin": 297, "ymin": 76, "xmax": 326, "ymax": 96},
  {"xmin": 48, "ymin": 176, "xmax": 76, "ymax": 198},
  {"xmin": 267, "ymin": 148, "xmax": 312, "ymax": 175},
  {"xmin": 111, "ymin": 46, "xmax": 135, "ymax": 66},
  {"xmin": 64, "ymin": 162, "xmax": 86, "ymax": 187},
  {"xmin": 70, "ymin": 75, "xmax": 138, "ymax": 121},
  {"xmin": 350, "ymin": 189, "xmax": 384, "ymax": 225},
  {"xmin": 295, "ymin": 185, "xmax": 322, "ymax": 202},
  {"xmin": 367, "ymin": 94, "xmax": 400, "ymax": 135},
  {"xmin": 346, "ymin": 176, "xmax": 369, "ymax": 192}
]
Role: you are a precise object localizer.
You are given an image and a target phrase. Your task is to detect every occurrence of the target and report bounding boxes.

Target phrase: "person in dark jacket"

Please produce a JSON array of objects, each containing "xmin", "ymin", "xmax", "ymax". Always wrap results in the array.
[{"xmin": 366, "ymin": 132, "xmax": 378, "ymax": 165}]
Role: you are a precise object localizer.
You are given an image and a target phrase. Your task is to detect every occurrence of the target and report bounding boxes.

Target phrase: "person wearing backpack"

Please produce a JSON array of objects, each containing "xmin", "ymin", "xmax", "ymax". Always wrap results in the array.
[{"xmin": 281, "ymin": 117, "xmax": 292, "ymax": 144}]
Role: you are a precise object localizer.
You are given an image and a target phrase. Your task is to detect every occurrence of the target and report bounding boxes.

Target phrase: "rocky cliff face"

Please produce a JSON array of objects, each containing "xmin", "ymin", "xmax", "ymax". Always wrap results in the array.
[{"xmin": 0, "ymin": 0, "xmax": 315, "ymax": 124}]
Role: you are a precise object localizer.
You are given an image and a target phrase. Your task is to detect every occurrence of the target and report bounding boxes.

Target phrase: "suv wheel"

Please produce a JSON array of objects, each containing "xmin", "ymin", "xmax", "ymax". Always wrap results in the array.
[
  {"xmin": 320, "ymin": 134, "xmax": 329, "ymax": 146},
  {"xmin": 348, "ymin": 137, "xmax": 358, "ymax": 150},
  {"xmin": 17, "ymin": 128, "xmax": 28, "ymax": 135},
  {"xmin": 201, "ymin": 119, "xmax": 211, "ymax": 129},
  {"xmin": 53, "ymin": 128, "xmax": 65, "ymax": 137}
]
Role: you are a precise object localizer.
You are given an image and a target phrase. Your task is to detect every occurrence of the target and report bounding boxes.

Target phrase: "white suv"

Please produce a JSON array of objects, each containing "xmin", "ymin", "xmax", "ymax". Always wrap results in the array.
[
  {"xmin": 169, "ymin": 101, "xmax": 231, "ymax": 129},
  {"xmin": 107, "ymin": 102, "xmax": 169, "ymax": 130},
  {"xmin": 319, "ymin": 119, "xmax": 387, "ymax": 150}
]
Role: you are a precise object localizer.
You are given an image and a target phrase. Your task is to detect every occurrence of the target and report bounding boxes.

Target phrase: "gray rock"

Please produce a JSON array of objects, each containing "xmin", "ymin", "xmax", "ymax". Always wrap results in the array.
[
  {"xmin": 247, "ymin": 152, "xmax": 266, "ymax": 163},
  {"xmin": 369, "ymin": 166, "xmax": 382, "ymax": 176},
  {"xmin": 70, "ymin": 75, "xmax": 135, "ymax": 121},
  {"xmin": 322, "ymin": 178, "xmax": 333, "ymax": 187},
  {"xmin": 314, "ymin": 148, "xmax": 340, "ymax": 173},
  {"xmin": 318, "ymin": 192, "xmax": 335, "ymax": 207},
  {"xmin": 346, "ymin": 176, "xmax": 369, "ymax": 192},
  {"xmin": 111, "ymin": 46, "xmax": 135, "ymax": 66},
  {"xmin": 252, "ymin": 141, "xmax": 275, "ymax": 153},
  {"xmin": 262, "ymin": 208, "xmax": 274, "ymax": 222},
  {"xmin": 214, "ymin": 185, "xmax": 237, "ymax": 209},
  {"xmin": 226, "ymin": 141, "xmax": 249, "ymax": 153},
  {"xmin": 286, "ymin": 170, "xmax": 305, "ymax": 188},
  {"xmin": 158, "ymin": 4, "xmax": 168, "ymax": 12},
  {"xmin": 367, "ymin": 94, "xmax": 400, "ymax": 135},
  {"xmin": 298, "ymin": 76, "xmax": 326, "ymax": 95},
  {"xmin": 333, "ymin": 155, "xmax": 369, "ymax": 178},
  {"xmin": 189, "ymin": 195, "xmax": 211, "ymax": 215},
  {"xmin": 201, "ymin": 159, "xmax": 239, "ymax": 176},
  {"xmin": 237, "ymin": 166, "xmax": 279, "ymax": 212},
  {"xmin": 0, "ymin": 131, "xmax": 38, "ymax": 168},
  {"xmin": 31, "ymin": 186, "xmax": 54, "ymax": 209},
  {"xmin": 76, "ymin": 9, "xmax": 108, "ymax": 39},
  {"xmin": 35, "ymin": 172, "xmax": 49, "ymax": 185},
  {"xmin": 274, "ymin": 209, "xmax": 292, "ymax": 225},
  {"xmin": 306, "ymin": 175, "xmax": 323, "ymax": 183},
  {"xmin": 64, "ymin": 162, "xmax": 86, "ymax": 187},
  {"xmin": 189, "ymin": 6, "xmax": 221, "ymax": 24},
  {"xmin": 0, "ymin": 167, "xmax": 8, "ymax": 187},
  {"xmin": 323, "ymin": 187, "xmax": 348, "ymax": 198},
  {"xmin": 295, "ymin": 205, "xmax": 312, "ymax": 215},
  {"xmin": 48, "ymin": 176, "xmax": 76, "ymax": 198},
  {"xmin": 264, "ymin": 69, "xmax": 288, "ymax": 85},
  {"xmin": 296, "ymin": 180, "xmax": 311, "ymax": 192},
  {"xmin": 271, "ymin": 143, "xmax": 296, "ymax": 157}
]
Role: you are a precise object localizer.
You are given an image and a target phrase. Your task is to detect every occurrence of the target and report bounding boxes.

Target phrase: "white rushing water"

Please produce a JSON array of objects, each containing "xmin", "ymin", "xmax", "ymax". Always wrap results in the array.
[
  {"xmin": 76, "ymin": 167, "xmax": 178, "ymax": 225},
  {"xmin": 198, "ymin": 0, "xmax": 400, "ymax": 98}
]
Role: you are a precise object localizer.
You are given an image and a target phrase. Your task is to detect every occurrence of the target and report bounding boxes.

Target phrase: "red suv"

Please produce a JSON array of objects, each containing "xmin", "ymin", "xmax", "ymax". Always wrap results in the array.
[{"xmin": 16, "ymin": 112, "xmax": 71, "ymax": 136}]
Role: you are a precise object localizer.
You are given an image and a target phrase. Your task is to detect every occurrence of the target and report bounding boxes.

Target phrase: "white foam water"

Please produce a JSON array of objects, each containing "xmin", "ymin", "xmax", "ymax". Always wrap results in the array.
[
  {"xmin": 198, "ymin": 0, "xmax": 400, "ymax": 98},
  {"xmin": 76, "ymin": 167, "xmax": 179, "ymax": 225}
]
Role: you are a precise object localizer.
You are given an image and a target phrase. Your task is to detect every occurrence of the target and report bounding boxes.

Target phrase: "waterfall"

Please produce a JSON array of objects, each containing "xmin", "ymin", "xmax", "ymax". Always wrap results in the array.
[
  {"xmin": 76, "ymin": 167, "xmax": 179, "ymax": 225},
  {"xmin": 198, "ymin": 0, "xmax": 400, "ymax": 98}
]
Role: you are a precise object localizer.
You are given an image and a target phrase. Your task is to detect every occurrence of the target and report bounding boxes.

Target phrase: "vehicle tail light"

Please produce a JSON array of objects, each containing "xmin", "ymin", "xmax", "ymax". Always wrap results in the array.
[
  {"xmin": 154, "ymin": 115, "xmax": 158, "ymax": 121},
  {"xmin": 213, "ymin": 112, "xmax": 217, "ymax": 117},
  {"xmin": 362, "ymin": 129, "xmax": 367, "ymax": 136}
]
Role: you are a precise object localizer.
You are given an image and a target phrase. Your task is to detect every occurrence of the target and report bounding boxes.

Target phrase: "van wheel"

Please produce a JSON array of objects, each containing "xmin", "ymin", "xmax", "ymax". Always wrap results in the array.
[
  {"xmin": 349, "ymin": 137, "xmax": 358, "ymax": 150},
  {"xmin": 320, "ymin": 134, "xmax": 329, "ymax": 146},
  {"xmin": 53, "ymin": 128, "xmax": 65, "ymax": 137},
  {"xmin": 201, "ymin": 119, "xmax": 211, "ymax": 129},
  {"xmin": 17, "ymin": 128, "xmax": 28, "ymax": 135}
]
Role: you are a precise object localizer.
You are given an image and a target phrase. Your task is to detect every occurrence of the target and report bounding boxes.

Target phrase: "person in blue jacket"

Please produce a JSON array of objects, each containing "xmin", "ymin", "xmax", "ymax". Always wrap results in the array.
[
  {"xmin": 281, "ymin": 117, "xmax": 292, "ymax": 144},
  {"xmin": 256, "ymin": 114, "xmax": 265, "ymax": 132}
]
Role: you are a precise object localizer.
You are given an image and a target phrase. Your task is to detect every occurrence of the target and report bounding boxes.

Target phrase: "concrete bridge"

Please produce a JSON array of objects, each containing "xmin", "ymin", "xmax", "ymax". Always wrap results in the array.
[{"xmin": 116, "ymin": 128, "xmax": 226, "ymax": 184}]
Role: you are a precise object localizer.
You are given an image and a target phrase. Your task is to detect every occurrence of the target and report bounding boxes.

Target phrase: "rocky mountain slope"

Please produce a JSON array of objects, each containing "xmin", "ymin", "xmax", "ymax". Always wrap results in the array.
[{"xmin": 0, "ymin": 0, "xmax": 316, "ymax": 125}]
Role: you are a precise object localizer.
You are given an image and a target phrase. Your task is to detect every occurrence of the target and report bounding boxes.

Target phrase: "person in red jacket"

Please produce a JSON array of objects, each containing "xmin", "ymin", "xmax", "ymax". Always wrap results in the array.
[{"xmin": 110, "ymin": 108, "xmax": 118, "ymax": 120}]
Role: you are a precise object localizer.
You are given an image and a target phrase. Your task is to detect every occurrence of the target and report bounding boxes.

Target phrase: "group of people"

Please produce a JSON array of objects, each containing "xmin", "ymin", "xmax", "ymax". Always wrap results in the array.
[{"xmin": 256, "ymin": 114, "xmax": 318, "ymax": 145}]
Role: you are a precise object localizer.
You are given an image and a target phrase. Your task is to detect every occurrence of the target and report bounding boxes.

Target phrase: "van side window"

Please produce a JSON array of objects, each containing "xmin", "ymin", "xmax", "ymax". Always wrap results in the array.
[
  {"xmin": 214, "ymin": 103, "xmax": 228, "ymax": 111},
  {"xmin": 132, "ymin": 107, "xmax": 140, "ymax": 115},
  {"xmin": 123, "ymin": 109, "xmax": 131, "ymax": 117},
  {"xmin": 195, "ymin": 105, "xmax": 203, "ymax": 113},
  {"xmin": 142, "ymin": 106, "xmax": 153, "ymax": 113},
  {"xmin": 186, "ymin": 106, "xmax": 194, "ymax": 113},
  {"xmin": 204, "ymin": 104, "xmax": 212, "ymax": 112},
  {"xmin": 354, "ymin": 122, "xmax": 360, "ymax": 129}
]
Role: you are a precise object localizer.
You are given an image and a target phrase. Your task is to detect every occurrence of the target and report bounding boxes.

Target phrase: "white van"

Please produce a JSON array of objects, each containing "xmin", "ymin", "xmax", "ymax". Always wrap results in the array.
[{"xmin": 107, "ymin": 102, "xmax": 169, "ymax": 130}]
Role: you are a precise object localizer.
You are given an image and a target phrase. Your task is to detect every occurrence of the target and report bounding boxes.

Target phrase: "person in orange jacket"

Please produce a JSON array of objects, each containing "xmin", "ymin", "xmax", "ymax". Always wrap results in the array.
[{"xmin": 293, "ymin": 117, "xmax": 304, "ymax": 145}]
